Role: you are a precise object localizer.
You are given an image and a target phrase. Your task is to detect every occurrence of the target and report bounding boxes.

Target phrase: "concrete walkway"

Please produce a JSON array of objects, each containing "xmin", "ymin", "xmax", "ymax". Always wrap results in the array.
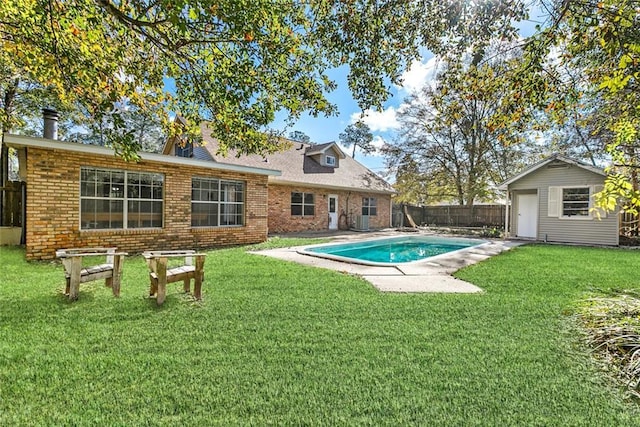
[{"xmin": 251, "ymin": 230, "xmax": 524, "ymax": 293}]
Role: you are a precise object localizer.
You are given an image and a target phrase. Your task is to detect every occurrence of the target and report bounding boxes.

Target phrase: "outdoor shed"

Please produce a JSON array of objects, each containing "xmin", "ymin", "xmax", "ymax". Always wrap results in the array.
[
  {"xmin": 3, "ymin": 133, "xmax": 280, "ymax": 260},
  {"xmin": 500, "ymin": 154, "xmax": 618, "ymax": 246}
]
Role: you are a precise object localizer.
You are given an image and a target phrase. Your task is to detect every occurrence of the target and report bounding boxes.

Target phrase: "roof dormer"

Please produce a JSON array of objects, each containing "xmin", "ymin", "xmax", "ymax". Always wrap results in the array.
[{"xmin": 305, "ymin": 142, "xmax": 346, "ymax": 168}]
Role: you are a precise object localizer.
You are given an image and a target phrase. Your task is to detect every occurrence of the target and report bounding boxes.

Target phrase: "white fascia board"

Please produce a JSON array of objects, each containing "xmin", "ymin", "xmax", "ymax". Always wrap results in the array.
[
  {"xmin": 499, "ymin": 154, "xmax": 606, "ymax": 189},
  {"xmin": 270, "ymin": 178, "xmax": 396, "ymax": 194},
  {"xmin": 306, "ymin": 142, "xmax": 346, "ymax": 159},
  {"xmin": 3, "ymin": 134, "xmax": 281, "ymax": 177}
]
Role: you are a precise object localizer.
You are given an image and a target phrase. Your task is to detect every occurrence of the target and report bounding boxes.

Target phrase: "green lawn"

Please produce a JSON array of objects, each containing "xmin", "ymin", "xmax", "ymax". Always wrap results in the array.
[{"xmin": 1, "ymin": 241, "xmax": 639, "ymax": 425}]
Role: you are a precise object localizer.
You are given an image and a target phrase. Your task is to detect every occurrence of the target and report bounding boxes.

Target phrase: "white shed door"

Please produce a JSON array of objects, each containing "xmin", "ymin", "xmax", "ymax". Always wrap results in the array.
[{"xmin": 517, "ymin": 194, "xmax": 538, "ymax": 238}]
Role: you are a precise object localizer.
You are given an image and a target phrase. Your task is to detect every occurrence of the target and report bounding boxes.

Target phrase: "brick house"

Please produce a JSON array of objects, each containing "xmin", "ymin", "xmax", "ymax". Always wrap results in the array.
[
  {"xmin": 163, "ymin": 123, "xmax": 395, "ymax": 233},
  {"xmin": 3, "ymin": 133, "xmax": 279, "ymax": 260}
]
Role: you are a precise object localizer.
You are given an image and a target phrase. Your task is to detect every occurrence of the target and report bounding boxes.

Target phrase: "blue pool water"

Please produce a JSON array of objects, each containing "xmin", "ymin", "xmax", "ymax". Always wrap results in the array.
[{"xmin": 301, "ymin": 236, "xmax": 486, "ymax": 265}]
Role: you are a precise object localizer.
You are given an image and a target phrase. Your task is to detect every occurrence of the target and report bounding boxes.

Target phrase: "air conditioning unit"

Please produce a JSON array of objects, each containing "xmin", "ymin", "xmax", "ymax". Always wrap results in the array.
[{"xmin": 352, "ymin": 215, "xmax": 370, "ymax": 231}]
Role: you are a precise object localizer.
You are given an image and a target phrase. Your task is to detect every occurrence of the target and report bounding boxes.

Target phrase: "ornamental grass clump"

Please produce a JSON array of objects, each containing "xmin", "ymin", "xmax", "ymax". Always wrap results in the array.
[{"xmin": 577, "ymin": 292, "xmax": 640, "ymax": 399}]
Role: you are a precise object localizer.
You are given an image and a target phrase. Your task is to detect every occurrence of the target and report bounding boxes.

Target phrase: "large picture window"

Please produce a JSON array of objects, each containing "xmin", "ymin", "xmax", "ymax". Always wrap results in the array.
[
  {"xmin": 192, "ymin": 177, "xmax": 245, "ymax": 227},
  {"xmin": 362, "ymin": 197, "xmax": 377, "ymax": 216},
  {"xmin": 80, "ymin": 167, "xmax": 163, "ymax": 229},
  {"xmin": 291, "ymin": 192, "xmax": 315, "ymax": 216},
  {"xmin": 562, "ymin": 187, "xmax": 590, "ymax": 217}
]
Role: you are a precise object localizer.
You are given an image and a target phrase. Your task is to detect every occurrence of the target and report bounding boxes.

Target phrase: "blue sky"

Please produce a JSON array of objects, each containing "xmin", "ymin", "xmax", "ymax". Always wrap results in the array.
[
  {"xmin": 272, "ymin": 63, "xmax": 413, "ymax": 179},
  {"xmin": 273, "ymin": 6, "xmax": 546, "ymax": 182}
]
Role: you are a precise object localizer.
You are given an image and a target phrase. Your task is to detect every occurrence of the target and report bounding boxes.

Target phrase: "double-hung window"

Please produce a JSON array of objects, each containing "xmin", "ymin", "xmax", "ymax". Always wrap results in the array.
[
  {"xmin": 192, "ymin": 177, "xmax": 245, "ymax": 227},
  {"xmin": 291, "ymin": 192, "xmax": 315, "ymax": 216},
  {"xmin": 80, "ymin": 167, "xmax": 163, "ymax": 229},
  {"xmin": 362, "ymin": 197, "xmax": 377, "ymax": 216}
]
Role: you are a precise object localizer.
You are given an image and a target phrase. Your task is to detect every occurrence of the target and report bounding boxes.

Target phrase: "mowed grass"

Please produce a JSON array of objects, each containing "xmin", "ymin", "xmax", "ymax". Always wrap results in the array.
[{"xmin": 1, "ymin": 241, "xmax": 639, "ymax": 425}]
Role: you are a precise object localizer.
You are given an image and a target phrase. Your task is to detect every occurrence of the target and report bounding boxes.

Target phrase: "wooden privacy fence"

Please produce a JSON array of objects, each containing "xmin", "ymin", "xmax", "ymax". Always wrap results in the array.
[
  {"xmin": 1, "ymin": 181, "xmax": 23, "ymax": 227},
  {"xmin": 395, "ymin": 204, "xmax": 638, "ymax": 237},
  {"xmin": 393, "ymin": 204, "xmax": 506, "ymax": 228},
  {"xmin": 620, "ymin": 211, "xmax": 639, "ymax": 237}
]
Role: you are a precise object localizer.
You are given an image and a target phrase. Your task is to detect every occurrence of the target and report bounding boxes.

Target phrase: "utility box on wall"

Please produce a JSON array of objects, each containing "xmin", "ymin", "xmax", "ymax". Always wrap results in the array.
[{"xmin": 353, "ymin": 215, "xmax": 370, "ymax": 231}]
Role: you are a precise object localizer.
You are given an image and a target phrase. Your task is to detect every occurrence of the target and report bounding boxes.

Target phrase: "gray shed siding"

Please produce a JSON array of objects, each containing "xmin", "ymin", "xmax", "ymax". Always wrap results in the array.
[{"xmin": 508, "ymin": 162, "xmax": 618, "ymax": 246}]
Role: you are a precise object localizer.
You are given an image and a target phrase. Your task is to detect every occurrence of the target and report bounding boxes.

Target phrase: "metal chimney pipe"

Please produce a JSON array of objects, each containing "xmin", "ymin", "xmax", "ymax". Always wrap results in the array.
[{"xmin": 42, "ymin": 108, "xmax": 59, "ymax": 140}]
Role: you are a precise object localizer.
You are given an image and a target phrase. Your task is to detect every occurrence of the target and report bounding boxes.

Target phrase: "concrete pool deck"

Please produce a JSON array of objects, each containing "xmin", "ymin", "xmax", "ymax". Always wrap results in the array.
[{"xmin": 251, "ymin": 230, "xmax": 525, "ymax": 293}]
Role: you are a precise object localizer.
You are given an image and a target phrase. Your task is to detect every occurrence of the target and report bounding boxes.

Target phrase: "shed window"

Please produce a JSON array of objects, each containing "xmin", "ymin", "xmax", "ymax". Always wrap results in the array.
[
  {"xmin": 548, "ymin": 186, "xmax": 603, "ymax": 219},
  {"xmin": 562, "ymin": 187, "xmax": 590, "ymax": 217},
  {"xmin": 291, "ymin": 192, "xmax": 315, "ymax": 216},
  {"xmin": 80, "ymin": 167, "xmax": 163, "ymax": 229}
]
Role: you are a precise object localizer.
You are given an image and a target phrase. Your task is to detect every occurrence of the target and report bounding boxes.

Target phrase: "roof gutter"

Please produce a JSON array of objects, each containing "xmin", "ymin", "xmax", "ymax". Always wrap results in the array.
[
  {"xmin": 3, "ymin": 134, "xmax": 281, "ymax": 177},
  {"xmin": 270, "ymin": 178, "xmax": 396, "ymax": 194}
]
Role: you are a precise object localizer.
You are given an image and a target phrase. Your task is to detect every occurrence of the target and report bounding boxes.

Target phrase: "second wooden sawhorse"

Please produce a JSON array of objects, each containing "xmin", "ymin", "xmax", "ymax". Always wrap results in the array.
[{"xmin": 142, "ymin": 250, "xmax": 206, "ymax": 305}]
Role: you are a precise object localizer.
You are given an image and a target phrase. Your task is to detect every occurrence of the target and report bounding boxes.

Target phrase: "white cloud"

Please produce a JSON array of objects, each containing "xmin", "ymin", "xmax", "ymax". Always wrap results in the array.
[
  {"xmin": 371, "ymin": 135, "xmax": 386, "ymax": 150},
  {"xmin": 337, "ymin": 124, "xmax": 389, "ymax": 159},
  {"xmin": 346, "ymin": 57, "xmax": 443, "ymax": 135},
  {"xmin": 350, "ymin": 107, "xmax": 400, "ymax": 132},
  {"xmin": 396, "ymin": 57, "xmax": 440, "ymax": 94},
  {"xmin": 366, "ymin": 135, "xmax": 387, "ymax": 157}
]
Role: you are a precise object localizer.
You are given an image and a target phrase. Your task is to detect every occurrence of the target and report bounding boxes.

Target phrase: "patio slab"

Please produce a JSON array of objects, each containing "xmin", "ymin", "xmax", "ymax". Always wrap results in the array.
[{"xmin": 251, "ymin": 232, "xmax": 525, "ymax": 293}]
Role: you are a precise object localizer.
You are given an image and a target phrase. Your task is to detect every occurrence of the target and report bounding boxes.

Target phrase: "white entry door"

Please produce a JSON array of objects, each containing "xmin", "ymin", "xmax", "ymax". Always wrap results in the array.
[
  {"xmin": 517, "ymin": 193, "xmax": 538, "ymax": 238},
  {"xmin": 328, "ymin": 195, "xmax": 338, "ymax": 230}
]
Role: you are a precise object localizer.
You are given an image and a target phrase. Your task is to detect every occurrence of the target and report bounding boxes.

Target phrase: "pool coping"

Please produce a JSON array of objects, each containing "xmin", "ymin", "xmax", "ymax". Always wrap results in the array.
[
  {"xmin": 297, "ymin": 235, "xmax": 490, "ymax": 267},
  {"xmin": 250, "ymin": 231, "xmax": 525, "ymax": 293}
]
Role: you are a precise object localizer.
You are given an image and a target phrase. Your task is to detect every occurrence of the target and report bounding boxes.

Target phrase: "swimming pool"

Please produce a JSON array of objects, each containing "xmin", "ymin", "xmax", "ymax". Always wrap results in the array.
[{"xmin": 299, "ymin": 235, "xmax": 487, "ymax": 266}]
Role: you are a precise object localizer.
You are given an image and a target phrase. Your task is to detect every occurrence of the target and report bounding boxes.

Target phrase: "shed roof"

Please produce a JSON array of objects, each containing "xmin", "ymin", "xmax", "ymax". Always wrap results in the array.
[{"xmin": 499, "ymin": 154, "xmax": 606, "ymax": 190}]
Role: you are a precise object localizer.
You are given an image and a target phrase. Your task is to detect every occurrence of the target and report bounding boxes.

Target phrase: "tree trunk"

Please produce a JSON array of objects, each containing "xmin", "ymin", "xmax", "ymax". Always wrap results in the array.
[{"xmin": 403, "ymin": 204, "xmax": 418, "ymax": 228}]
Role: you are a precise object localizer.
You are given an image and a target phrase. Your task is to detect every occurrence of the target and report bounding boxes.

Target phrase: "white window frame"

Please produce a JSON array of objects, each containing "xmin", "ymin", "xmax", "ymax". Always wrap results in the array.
[
  {"xmin": 325, "ymin": 155, "xmax": 336, "ymax": 166},
  {"xmin": 362, "ymin": 197, "xmax": 377, "ymax": 216},
  {"xmin": 548, "ymin": 185, "xmax": 605, "ymax": 220},
  {"xmin": 80, "ymin": 167, "xmax": 164, "ymax": 230},
  {"xmin": 291, "ymin": 192, "xmax": 315, "ymax": 217},
  {"xmin": 191, "ymin": 177, "xmax": 245, "ymax": 228}
]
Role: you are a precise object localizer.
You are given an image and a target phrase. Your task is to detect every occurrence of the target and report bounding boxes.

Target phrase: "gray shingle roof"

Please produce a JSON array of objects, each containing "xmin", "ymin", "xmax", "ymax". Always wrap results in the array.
[
  {"xmin": 199, "ymin": 124, "xmax": 394, "ymax": 194},
  {"xmin": 499, "ymin": 153, "xmax": 606, "ymax": 189}
]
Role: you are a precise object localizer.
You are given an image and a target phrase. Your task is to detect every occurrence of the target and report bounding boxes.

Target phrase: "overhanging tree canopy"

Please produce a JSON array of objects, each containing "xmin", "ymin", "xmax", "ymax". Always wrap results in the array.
[
  {"xmin": 0, "ymin": 0, "xmax": 527, "ymax": 160},
  {"xmin": 4, "ymin": 1, "xmax": 637, "ymax": 212}
]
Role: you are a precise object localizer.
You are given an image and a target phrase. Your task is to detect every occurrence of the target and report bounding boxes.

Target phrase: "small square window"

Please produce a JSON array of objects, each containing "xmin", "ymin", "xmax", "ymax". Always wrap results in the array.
[
  {"xmin": 362, "ymin": 197, "xmax": 377, "ymax": 216},
  {"xmin": 291, "ymin": 192, "xmax": 315, "ymax": 217},
  {"xmin": 326, "ymin": 155, "xmax": 336, "ymax": 166},
  {"xmin": 175, "ymin": 142, "xmax": 193, "ymax": 158}
]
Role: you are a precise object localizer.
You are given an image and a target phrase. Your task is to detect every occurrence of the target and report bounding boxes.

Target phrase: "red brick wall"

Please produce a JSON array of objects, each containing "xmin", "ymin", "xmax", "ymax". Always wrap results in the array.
[
  {"xmin": 267, "ymin": 184, "xmax": 391, "ymax": 233},
  {"xmin": 25, "ymin": 147, "xmax": 269, "ymax": 259}
]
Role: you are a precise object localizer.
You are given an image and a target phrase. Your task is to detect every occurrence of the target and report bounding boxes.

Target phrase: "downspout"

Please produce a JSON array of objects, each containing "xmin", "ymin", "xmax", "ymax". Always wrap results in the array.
[
  {"xmin": 504, "ymin": 189, "xmax": 510, "ymax": 238},
  {"xmin": 341, "ymin": 191, "xmax": 351, "ymax": 230},
  {"xmin": 20, "ymin": 180, "xmax": 26, "ymax": 244}
]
